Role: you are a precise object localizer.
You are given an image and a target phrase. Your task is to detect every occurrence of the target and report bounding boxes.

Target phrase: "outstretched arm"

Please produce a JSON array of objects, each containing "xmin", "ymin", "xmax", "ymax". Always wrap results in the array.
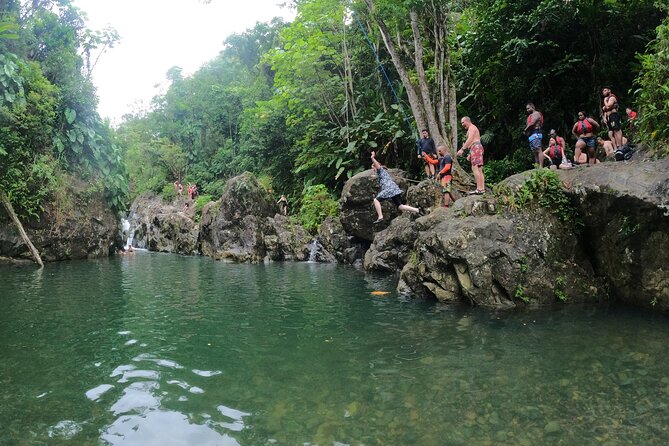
[{"xmin": 370, "ymin": 151, "xmax": 382, "ymax": 169}]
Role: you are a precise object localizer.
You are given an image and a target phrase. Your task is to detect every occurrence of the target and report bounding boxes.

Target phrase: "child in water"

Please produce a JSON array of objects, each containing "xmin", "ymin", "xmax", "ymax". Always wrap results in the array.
[{"xmin": 370, "ymin": 151, "xmax": 423, "ymax": 224}]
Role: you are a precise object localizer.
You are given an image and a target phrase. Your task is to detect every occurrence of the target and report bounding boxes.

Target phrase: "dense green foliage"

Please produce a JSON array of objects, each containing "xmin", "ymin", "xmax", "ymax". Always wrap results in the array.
[
  {"xmin": 459, "ymin": 0, "xmax": 663, "ymax": 156},
  {"xmin": 495, "ymin": 169, "xmax": 582, "ymax": 227},
  {"xmin": 3, "ymin": 0, "xmax": 666, "ymax": 226},
  {"xmin": 0, "ymin": 1, "xmax": 127, "ymax": 218},
  {"xmin": 634, "ymin": 11, "xmax": 669, "ymax": 155},
  {"xmin": 117, "ymin": 0, "xmax": 665, "ymax": 215},
  {"xmin": 298, "ymin": 184, "xmax": 339, "ymax": 233}
]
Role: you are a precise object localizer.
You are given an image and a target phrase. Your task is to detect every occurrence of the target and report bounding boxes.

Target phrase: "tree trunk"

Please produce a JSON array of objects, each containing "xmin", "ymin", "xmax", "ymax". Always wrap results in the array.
[
  {"xmin": 410, "ymin": 10, "xmax": 441, "ymax": 146},
  {"xmin": 364, "ymin": 0, "xmax": 426, "ymax": 136},
  {"xmin": 1, "ymin": 191, "xmax": 44, "ymax": 267}
]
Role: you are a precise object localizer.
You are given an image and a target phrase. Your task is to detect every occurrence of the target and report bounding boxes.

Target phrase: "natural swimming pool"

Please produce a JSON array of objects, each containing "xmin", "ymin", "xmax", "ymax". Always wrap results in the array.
[{"xmin": 1, "ymin": 252, "xmax": 668, "ymax": 445}]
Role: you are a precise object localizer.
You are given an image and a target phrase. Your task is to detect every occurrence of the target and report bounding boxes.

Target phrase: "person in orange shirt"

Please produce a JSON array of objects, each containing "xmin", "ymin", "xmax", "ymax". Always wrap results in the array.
[{"xmin": 424, "ymin": 145, "xmax": 455, "ymax": 207}]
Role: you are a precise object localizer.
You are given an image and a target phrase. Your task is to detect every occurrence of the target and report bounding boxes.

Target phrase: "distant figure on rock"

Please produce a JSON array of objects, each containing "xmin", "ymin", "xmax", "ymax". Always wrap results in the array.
[
  {"xmin": 417, "ymin": 129, "xmax": 437, "ymax": 179},
  {"xmin": 277, "ymin": 194, "xmax": 288, "ymax": 216},
  {"xmin": 370, "ymin": 151, "xmax": 423, "ymax": 225},
  {"xmin": 602, "ymin": 86, "xmax": 624, "ymax": 149},
  {"xmin": 457, "ymin": 116, "xmax": 485, "ymax": 195},
  {"xmin": 182, "ymin": 202, "xmax": 190, "ymax": 213},
  {"xmin": 572, "ymin": 111, "xmax": 600, "ymax": 165},
  {"xmin": 524, "ymin": 102, "xmax": 544, "ymax": 167},
  {"xmin": 425, "ymin": 145, "xmax": 455, "ymax": 207}
]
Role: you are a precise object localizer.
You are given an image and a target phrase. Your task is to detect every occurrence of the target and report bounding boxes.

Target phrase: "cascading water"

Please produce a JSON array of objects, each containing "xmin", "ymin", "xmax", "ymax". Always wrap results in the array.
[
  {"xmin": 121, "ymin": 218, "xmax": 132, "ymax": 248},
  {"xmin": 307, "ymin": 237, "xmax": 320, "ymax": 263}
]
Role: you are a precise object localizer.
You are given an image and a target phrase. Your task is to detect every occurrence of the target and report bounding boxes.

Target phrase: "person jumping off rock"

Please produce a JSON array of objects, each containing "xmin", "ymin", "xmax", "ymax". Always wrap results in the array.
[{"xmin": 370, "ymin": 151, "xmax": 423, "ymax": 225}]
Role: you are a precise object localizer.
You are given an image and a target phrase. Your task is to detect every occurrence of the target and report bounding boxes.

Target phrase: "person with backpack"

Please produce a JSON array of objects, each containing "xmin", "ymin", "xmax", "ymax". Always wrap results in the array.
[
  {"xmin": 572, "ymin": 111, "xmax": 600, "ymax": 165},
  {"xmin": 524, "ymin": 103, "xmax": 544, "ymax": 167}
]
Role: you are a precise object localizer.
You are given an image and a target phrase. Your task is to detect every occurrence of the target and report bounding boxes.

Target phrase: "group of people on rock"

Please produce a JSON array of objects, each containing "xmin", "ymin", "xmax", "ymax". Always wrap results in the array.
[
  {"xmin": 371, "ymin": 86, "xmax": 637, "ymax": 224},
  {"xmin": 174, "ymin": 180, "xmax": 199, "ymax": 200}
]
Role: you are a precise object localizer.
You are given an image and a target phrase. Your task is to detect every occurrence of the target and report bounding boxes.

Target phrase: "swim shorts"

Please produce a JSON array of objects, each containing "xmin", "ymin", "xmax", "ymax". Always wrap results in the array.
[
  {"xmin": 578, "ymin": 136, "xmax": 597, "ymax": 149},
  {"xmin": 528, "ymin": 130, "xmax": 543, "ymax": 151},
  {"xmin": 378, "ymin": 194, "xmax": 402, "ymax": 207},
  {"xmin": 469, "ymin": 142, "xmax": 484, "ymax": 167},
  {"xmin": 441, "ymin": 178, "xmax": 452, "ymax": 194},
  {"xmin": 607, "ymin": 112, "xmax": 621, "ymax": 131}
]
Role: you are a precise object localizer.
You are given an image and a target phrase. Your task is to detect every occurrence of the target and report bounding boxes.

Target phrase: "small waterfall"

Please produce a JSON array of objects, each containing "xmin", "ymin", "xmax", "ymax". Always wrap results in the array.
[
  {"xmin": 307, "ymin": 237, "xmax": 320, "ymax": 262},
  {"xmin": 121, "ymin": 217, "xmax": 135, "ymax": 249}
]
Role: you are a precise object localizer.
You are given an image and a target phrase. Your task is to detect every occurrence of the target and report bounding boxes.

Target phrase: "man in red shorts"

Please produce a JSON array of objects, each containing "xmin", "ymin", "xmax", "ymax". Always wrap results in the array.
[{"xmin": 457, "ymin": 116, "xmax": 485, "ymax": 195}]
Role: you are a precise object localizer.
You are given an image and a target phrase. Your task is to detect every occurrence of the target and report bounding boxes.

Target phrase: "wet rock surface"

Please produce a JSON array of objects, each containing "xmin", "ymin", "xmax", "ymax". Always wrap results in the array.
[{"xmin": 0, "ymin": 178, "xmax": 117, "ymax": 261}]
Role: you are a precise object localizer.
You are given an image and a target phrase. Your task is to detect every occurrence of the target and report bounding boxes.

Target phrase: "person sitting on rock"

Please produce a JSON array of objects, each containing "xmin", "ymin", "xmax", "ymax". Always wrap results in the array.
[
  {"xmin": 542, "ymin": 137, "xmax": 565, "ymax": 170},
  {"xmin": 370, "ymin": 151, "xmax": 423, "ymax": 224},
  {"xmin": 424, "ymin": 145, "xmax": 455, "ymax": 207},
  {"xmin": 597, "ymin": 137, "xmax": 616, "ymax": 159}
]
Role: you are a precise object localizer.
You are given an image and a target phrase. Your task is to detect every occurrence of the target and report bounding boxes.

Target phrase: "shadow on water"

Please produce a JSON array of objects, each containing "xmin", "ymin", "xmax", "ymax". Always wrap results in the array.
[{"xmin": 1, "ymin": 253, "xmax": 668, "ymax": 445}]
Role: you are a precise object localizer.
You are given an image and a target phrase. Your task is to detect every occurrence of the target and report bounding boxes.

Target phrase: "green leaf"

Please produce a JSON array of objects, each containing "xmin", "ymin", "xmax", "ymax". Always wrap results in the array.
[{"xmin": 65, "ymin": 108, "xmax": 77, "ymax": 124}]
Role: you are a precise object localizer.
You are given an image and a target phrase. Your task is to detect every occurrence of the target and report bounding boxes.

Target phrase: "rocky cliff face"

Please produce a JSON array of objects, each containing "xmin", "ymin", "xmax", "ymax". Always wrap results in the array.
[
  {"xmin": 561, "ymin": 159, "xmax": 669, "ymax": 311},
  {"xmin": 0, "ymin": 179, "xmax": 117, "ymax": 262},
  {"xmin": 365, "ymin": 158, "xmax": 668, "ymax": 311},
  {"xmin": 397, "ymin": 196, "xmax": 603, "ymax": 307},
  {"xmin": 128, "ymin": 193, "xmax": 198, "ymax": 255}
]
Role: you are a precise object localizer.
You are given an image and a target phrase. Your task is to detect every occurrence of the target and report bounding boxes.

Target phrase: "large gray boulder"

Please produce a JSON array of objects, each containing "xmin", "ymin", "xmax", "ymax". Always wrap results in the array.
[
  {"xmin": 398, "ymin": 195, "xmax": 602, "ymax": 307},
  {"xmin": 199, "ymin": 173, "xmax": 277, "ymax": 262},
  {"xmin": 127, "ymin": 193, "xmax": 198, "ymax": 255},
  {"xmin": 363, "ymin": 216, "xmax": 418, "ymax": 272},
  {"xmin": 263, "ymin": 214, "xmax": 312, "ymax": 261},
  {"xmin": 558, "ymin": 159, "xmax": 669, "ymax": 311},
  {"xmin": 318, "ymin": 216, "xmax": 366, "ymax": 265},
  {"xmin": 0, "ymin": 177, "xmax": 117, "ymax": 262},
  {"xmin": 339, "ymin": 168, "xmax": 410, "ymax": 241}
]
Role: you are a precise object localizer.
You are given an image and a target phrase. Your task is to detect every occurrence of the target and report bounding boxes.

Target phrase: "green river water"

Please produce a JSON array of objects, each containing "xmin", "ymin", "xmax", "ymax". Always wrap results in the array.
[{"xmin": 1, "ymin": 252, "xmax": 668, "ymax": 445}]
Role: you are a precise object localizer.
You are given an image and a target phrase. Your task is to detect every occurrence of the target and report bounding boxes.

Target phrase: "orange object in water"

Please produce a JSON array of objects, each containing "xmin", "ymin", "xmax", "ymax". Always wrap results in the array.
[{"xmin": 370, "ymin": 291, "xmax": 390, "ymax": 296}]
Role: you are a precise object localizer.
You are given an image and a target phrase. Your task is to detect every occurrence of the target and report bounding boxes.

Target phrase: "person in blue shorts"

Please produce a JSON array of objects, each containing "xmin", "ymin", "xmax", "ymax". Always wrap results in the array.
[{"xmin": 524, "ymin": 103, "xmax": 544, "ymax": 167}]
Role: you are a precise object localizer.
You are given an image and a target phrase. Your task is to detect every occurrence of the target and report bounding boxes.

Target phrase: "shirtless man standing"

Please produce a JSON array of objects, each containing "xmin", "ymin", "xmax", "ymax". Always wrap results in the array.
[
  {"xmin": 457, "ymin": 116, "xmax": 485, "ymax": 195},
  {"xmin": 524, "ymin": 103, "xmax": 544, "ymax": 167},
  {"xmin": 602, "ymin": 87, "xmax": 624, "ymax": 149}
]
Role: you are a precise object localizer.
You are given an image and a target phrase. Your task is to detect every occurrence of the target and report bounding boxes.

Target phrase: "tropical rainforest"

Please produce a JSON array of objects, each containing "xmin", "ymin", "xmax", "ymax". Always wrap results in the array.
[{"xmin": 1, "ymin": 0, "xmax": 668, "ymax": 228}]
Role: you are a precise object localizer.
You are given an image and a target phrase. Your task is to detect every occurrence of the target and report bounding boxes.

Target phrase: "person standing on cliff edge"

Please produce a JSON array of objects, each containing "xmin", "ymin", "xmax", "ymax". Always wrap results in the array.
[
  {"xmin": 370, "ymin": 151, "xmax": 423, "ymax": 224},
  {"xmin": 457, "ymin": 116, "xmax": 486, "ymax": 195},
  {"xmin": 524, "ymin": 103, "xmax": 544, "ymax": 167},
  {"xmin": 417, "ymin": 129, "xmax": 437, "ymax": 179}
]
